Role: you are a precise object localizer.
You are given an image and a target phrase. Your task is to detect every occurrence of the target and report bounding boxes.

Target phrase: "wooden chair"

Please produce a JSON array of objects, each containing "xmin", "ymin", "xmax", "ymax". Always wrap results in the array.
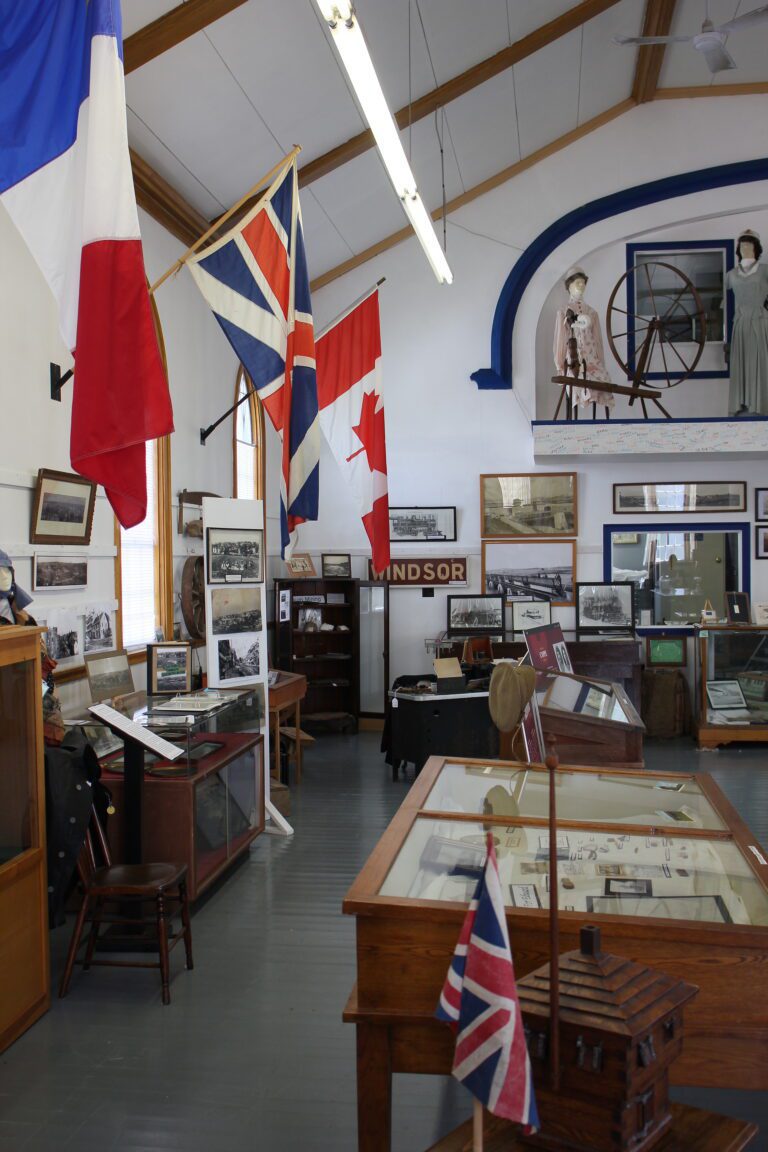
[
  {"xmin": 59, "ymin": 806, "xmax": 193, "ymax": 1005},
  {"xmin": 461, "ymin": 635, "xmax": 494, "ymax": 664}
]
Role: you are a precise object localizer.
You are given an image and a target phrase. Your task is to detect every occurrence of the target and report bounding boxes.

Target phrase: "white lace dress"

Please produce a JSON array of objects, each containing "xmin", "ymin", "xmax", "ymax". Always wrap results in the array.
[{"xmin": 554, "ymin": 296, "xmax": 615, "ymax": 408}]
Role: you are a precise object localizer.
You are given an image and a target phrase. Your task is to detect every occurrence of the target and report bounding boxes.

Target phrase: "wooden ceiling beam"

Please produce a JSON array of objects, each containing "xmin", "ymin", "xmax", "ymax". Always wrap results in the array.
[
  {"xmin": 655, "ymin": 81, "xmax": 768, "ymax": 98},
  {"xmin": 299, "ymin": 0, "xmax": 622, "ymax": 188},
  {"xmin": 309, "ymin": 99, "xmax": 636, "ymax": 293},
  {"xmin": 130, "ymin": 149, "xmax": 209, "ymax": 247},
  {"xmin": 631, "ymin": 0, "xmax": 678, "ymax": 104},
  {"xmin": 124, "ymin": 0, "xmax": 248, "ymax": 75}
]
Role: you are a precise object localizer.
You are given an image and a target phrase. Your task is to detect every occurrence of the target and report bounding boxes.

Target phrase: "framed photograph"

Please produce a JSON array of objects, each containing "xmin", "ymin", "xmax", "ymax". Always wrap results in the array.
[
  {"xmin": 612, "ymin": 481, "xmax": 746, "ymax": 515},
  {"xmin": 30, "ymin": 468, "xmax": 96, "ymax": 545},
  {"xmin": 297, "ymin": 606, "xmax": 322, "ymax": 631},
  {"xmin": 206, "ymin": 527, "xmax": 263, "ymax": 583},
  {"xmin": 756, "ymin": 525, "xmax": 768, "ymax": 560},
  {"xmin": 216, "ymin": 634, "xmax": 261, "ymax": 681},
  {"xmin": 482, "ymin": 540, "xmax": 576, "ymax": 606},
  {"xmin": 85, "ymin": 649, "xmax": 134, "ymax": 703},
  {"xmin": 726, "ymin": 591, "xmax": 751, "ymax": 625},
  {"xmin": 285, "ymin": 552, "xmax": 316, "ymax": 577},
  {"xmin": 83, "ymin": 608, "xmax": 114, "ymax": 654},
  {"xmin": 645, "ymin": 635, "xmax": 686, "ymax": 668},
  {"xmin": 480, "ymin": 472, "xmax": 577, "ymax": 538},
  {"xmin": 705, "ymin": 679, "xmax": 747, "ymax": 711},
  {"xmin": 446, "ymin": 594, "xmax": 504, "ymax": 635},
  {"xmin": 604, "ymin": 878, "xmax": 653, "ymax": 897},
  {"xmin": 210, "ymin": 586, "xmax": 262, "ymax": 635},
  {"xmin": 278, "ymin": 588, "xmax": 291, "ymax": 623},
  {"xmin": 512, "ymin": 600, "xmax": 552, "ymax": 633},
  {"xmin": 509, "ymin": 883, "xmax": 542, "ymax": 909},
  {"xmin": 321, "ymin": 553, "xmax": 351, "ymax": 578},
  {"xmin": 755, "ymin": 488, "xmax": 768, "ymax": 523},
  {"xmin": 147, "ymin": 642, "xmax": 192, "ymax": 695},
  {"xmin": 389, "ymin": 506, "xmax": 456, "ymax": 543},
  {"xmin": 576, "ymin": 581, "xmax": 635, "ymax": 634},
  {"xmin": 32, "ymin": 554, "xmax": 88, "ymax": 590}
]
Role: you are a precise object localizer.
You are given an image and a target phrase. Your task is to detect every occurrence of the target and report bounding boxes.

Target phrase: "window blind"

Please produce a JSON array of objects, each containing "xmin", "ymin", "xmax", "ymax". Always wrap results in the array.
[{"xmin": 120, "ymin": 441, "xmax": 157, "ymax": 648}]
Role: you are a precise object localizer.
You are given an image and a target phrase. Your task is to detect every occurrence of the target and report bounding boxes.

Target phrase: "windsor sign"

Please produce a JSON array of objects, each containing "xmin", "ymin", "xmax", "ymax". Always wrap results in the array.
[{"xmin": 368, "ymin": 558, "xmax": 467, "ymax": 586}]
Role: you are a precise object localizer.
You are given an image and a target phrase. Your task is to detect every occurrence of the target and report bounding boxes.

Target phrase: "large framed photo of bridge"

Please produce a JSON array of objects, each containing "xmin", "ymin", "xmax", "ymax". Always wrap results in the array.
[
  {"xmin": 482, "ymin": 539, "xmax": 576, "ymax": 607},
  {"xmin": 481, "ymin": 472, "xmax": 577, "ymax": 539},
  {"xmin": 389, "ymin": 506, "xmax": 456, "ymax": 543}
]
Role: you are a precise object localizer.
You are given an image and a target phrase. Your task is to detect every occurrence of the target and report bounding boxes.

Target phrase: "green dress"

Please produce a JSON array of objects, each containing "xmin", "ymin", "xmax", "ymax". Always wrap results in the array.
[{"xmin": 726, "ymin": 262, "xmax": 768, "ymax": 415}]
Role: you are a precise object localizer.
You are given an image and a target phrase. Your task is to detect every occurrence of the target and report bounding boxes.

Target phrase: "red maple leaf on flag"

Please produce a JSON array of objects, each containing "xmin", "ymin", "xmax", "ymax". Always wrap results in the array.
[{"xmin": 346, "ymin": 389, "xmax": 386, "ymax": 473}]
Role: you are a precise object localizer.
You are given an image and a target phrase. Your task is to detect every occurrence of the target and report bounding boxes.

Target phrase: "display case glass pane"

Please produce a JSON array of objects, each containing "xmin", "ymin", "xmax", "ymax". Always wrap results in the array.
[
  {"xmin": 0, "ymin": 660, "xmax": 37, "ymax": 864},
  {"xmin": 421, "ymin": 763, "xmax": 726, "ymax": 831},
  {"xmin": 378, "ymin": 816, "xmax": 767, "ymax": 925},
  {"xmin": 705, "ymin": 629, "xmax": 768, "ymax": 725},
  {"xmin": 535, "ymin": 672, "xmax": 636, "ymax": 726},
  {"xmin": 225, "ymin": 747, "xmax": 260, "ymax": 857}
]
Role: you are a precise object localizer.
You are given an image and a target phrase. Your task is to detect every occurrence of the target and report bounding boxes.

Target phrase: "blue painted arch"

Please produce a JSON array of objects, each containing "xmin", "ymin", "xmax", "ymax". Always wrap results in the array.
[{"xmin": 470, "ymin": 157, "xmax": 768, "ymax": 391}]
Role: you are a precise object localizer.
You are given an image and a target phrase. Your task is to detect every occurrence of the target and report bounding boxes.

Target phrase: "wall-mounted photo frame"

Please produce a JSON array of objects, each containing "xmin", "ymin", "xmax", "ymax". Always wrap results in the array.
[
  {"xmin": 756, "ymin": 488, "xmax": 768, "ymax": 523},
  {"xmin": 756, "ymin": 525, "xmax": 768, "ymax": 561},
  {"xmin": 482, "ymin": 539, "xmax": 576, "ymax": 606},
  {"xmin": 480, "ymin": 472, "xmax": 577, "ymax": 539},
  {"xmin": 147, "ymin": 642, "xmax": 192, "ymax": 695},
  {"xmin": 726, "ymin": 591, "xmax": 751, "ymax": 624},
  {"xmin": 511, "ymin": 600, "xmax": 552, "ymax": 633},
  {"xmin": 446, "ymin": 594, "xmax": 504, "ymax": 636},
  {"xmin": 30, "ymin": 468, "xmax": 96, "ymax": 546},
  {"xmin": 613, "ymin": 481, "xmax": 746, "ymax": 515},
  {"xmin": 85, "ymin": 649, "xmax": 135, "ymax": 703},
  {"xmin": 321, "ymin": 553, "xmax": 351, "ymax": 578},
  {"xmin": 210, "ymin": 586, "xmax": 262, "ymax": 635},
  {"xmin": 206, "ymin": 527, "xmax": 262, "ymax": 583},
  {"xmin": 576, "ymin": 581, "xmax": 635, "ymax": 635},
  {"xmin": 285, "ymin": 552, "xmax": 316, "ymax": 577},
  {"xmin": 32, "ymin": 554, "xmax": 88, "ymax": 590},
  {"xmin": 389, "ymin": 506, "xmax": 456, "ymax": 543},
  {"xmin": 645, "ymin": 635, "xmax": 686, "ymax": 668}
]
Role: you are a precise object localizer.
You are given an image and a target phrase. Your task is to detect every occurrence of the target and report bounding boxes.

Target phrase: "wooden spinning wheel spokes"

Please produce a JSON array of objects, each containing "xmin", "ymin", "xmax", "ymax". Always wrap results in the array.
[{"xmin": 607, "ymin": 260, "xmax": 707, "ymax": 390}]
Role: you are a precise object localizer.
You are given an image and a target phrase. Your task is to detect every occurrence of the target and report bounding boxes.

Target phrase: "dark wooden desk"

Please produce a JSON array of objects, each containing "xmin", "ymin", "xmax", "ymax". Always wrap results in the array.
[{"xmin": 268, "ymin": 672, "xmax": 307, "ymax": 783}]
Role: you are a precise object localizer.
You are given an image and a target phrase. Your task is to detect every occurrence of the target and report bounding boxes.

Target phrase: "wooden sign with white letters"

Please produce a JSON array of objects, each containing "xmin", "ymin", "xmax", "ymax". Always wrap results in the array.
[{"xmin": 368, "ymin": 558, "xmax": 467, "ymax": 586}]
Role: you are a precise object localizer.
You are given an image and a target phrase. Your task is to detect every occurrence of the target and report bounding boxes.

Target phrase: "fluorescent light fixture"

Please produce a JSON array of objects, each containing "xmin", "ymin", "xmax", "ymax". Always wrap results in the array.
[{"xmin": 316, "ymin": 2, "xmax": 452, "ymax": 285}]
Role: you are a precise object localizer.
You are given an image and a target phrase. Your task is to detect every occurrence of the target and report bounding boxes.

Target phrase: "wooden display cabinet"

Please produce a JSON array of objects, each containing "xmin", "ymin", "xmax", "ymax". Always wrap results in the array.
[
  {"xmin": 342, "ymin": 754, "xmax": 768, "ymax": 1152},
  {"xmin": 0, "ymin": 627, "xmax": 49, "ymax": 1053},
  {"xmin": 696, "ymin": 625, "xmax": 768, "ymax": 748}
]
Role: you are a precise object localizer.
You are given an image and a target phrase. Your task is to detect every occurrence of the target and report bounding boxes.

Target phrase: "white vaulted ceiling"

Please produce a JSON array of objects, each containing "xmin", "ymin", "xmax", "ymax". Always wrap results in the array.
[{"xmin": 122, "ymin": 0, "xmax": 768, "ymax": 283}]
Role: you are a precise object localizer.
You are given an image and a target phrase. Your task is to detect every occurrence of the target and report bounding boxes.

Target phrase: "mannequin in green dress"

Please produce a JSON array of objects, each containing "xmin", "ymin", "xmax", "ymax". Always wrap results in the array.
[{"xmin": 726, "ymin": 230, "xmax": 768, "ymax": 415}]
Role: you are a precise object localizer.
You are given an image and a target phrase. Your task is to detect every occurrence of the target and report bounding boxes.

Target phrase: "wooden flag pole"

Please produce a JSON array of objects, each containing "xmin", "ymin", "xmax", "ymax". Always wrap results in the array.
[
  {"xmin": 473, "ymin": 1099, "xmax": 483, "ymax": 1151},
  {"xmin": 546, "ymin": 738, "xmax": 561, "ymax": 1093},
  {"xmin": 148, "ymin": 144, "xmax": 302, "ymax": 295}
]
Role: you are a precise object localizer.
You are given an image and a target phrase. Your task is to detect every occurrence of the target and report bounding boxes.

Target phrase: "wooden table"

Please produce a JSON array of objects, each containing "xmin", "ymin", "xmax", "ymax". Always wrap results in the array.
[{"xmin": 268, "ymin": 671, "xmax": 307, "ymax": 783}]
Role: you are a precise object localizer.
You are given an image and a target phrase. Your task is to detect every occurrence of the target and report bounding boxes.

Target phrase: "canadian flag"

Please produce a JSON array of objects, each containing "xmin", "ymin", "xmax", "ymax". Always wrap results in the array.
[{"xmin": 315, "ymin": 290, "xmax": 390, "ymax": 574}]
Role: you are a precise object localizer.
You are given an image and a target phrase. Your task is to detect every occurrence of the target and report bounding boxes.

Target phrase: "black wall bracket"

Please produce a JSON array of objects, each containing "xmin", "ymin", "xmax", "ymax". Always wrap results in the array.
[{"xmin": 50, "ymin": 362, "xmax": 74, "ymax": 402}]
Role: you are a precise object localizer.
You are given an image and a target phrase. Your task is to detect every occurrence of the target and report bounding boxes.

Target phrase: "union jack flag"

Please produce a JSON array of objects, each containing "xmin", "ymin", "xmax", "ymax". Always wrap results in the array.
[
  {"xmin": 436, "ymin": 834, "xmax": 538, "ymax": 1130},
  {"xmin": 187, "ymin": 158, "xmax": 319, "ymax": 555}
]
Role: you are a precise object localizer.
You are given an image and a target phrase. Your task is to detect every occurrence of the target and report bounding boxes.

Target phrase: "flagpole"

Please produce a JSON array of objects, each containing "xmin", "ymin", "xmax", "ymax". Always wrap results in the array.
[
  {"xmin": 314, "ymin": 277, "xmax": 386, "ymax": 341},
  {"xmin": 546, "ymin": 739, "xmax": 561, "ymax": 1094},
  {"xmin": 473, "ymin": 1099, "xmax": 483, "ymax": 1151},
  {"xmin": 148, "ymin": 145, "xmax": 302, "ymax": 295}
]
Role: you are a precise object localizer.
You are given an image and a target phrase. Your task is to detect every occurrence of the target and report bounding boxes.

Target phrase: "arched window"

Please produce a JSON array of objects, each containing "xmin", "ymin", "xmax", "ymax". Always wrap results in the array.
[{"xmin": 233, "ymin": 365, "xmax": 265, "ymax": 500}]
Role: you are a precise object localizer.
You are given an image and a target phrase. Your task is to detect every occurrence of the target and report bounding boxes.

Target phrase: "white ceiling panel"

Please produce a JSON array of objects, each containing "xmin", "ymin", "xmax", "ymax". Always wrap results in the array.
[
  {"xmin": 657, "ymin": 0, "xmax": 768, "ymax": 88},
  {"xmin": 577, "ymin": 0, "xmax": 639, "ymax": 122},
  {"xmin": 127, "ymin": 109, "xmax": 225, "ymax": 219},
  {"xmin": 513, "ymin": 31, "xmax": 581, "ymax": 157},
  {"xmin": 121, "ymin": 1, "xmax": 178, "ymax": 40},
  {"xmin": 506, "ymin": 0, "xmax": 584, "ymax": 42},
  {"xmin": 415, "ymin": 0, "xmax": 509, "ymax": 84},
  {"xmin": 406, "ymin": 113, "xmax": 465, "ymax": 209},
  {"xmin": 443, "ymin": 71, "xmax": 520, "ymax": 187},
  {"xmin": 300, "ymin": 191, "xmax": 357, "ymax": 280},
  {"xmin": 308, "ymin": 149, "xmax": 411, "ymax": 255},
  {"xmin": 349, "ymin": 0, "xmax": 436, "ymax": 112},
  {"xmin": 126, "ymin": 34, "xmax": 285, "ymax": 210}
]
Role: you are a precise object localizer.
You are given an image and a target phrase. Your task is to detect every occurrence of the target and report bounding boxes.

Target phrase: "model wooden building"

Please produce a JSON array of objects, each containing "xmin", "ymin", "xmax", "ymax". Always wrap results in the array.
[{"xmin": 517, "ymin": 925, "xmax": 698, "ymax": 1152}]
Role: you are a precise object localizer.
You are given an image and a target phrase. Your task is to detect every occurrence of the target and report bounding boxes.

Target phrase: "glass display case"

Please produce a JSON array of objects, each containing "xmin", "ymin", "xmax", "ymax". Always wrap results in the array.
[
  {"xmin": 695, "ymin": 625, "xmax": 768, "ymax": 748},
  {"xmin": 533, "ymin": 669, "xmax": 644, "ymax": 767}
]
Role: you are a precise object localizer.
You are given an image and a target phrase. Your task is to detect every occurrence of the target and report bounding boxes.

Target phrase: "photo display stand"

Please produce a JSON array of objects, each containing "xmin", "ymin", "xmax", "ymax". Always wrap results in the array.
[{"xmin": 202, "ymin": 497, "xmax": 291, "ymax": 837}]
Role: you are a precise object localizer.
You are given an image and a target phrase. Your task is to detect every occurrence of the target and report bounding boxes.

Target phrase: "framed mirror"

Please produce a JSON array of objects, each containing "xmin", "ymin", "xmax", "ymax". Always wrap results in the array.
[{"xmin": 603, "ymin": 522, "xmax": 750, "ymax": 625}]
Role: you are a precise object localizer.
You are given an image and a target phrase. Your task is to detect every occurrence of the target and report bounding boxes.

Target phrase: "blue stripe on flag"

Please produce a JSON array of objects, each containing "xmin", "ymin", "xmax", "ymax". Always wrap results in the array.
[
  {"xmin": 0, "ymin": 0, "xmax": 122, "ymax": 193},
  {"xmin": 293, "ymin": 218, "xmax": 312, "ymax": 316},
  {"xmin": 472, "ymin": 893, "xmax": 508, "ymax": 950},
  {"xmin": 198, "ymin": 239, "xmax": 274, "ymax": 314},
  {"xmin": 214, "ymin": 315, "xmax": 285, "ymax": 388},
  {"xmin": 288, "ymin": 364, "xmax": 319, "ymax": 455},
  {"xmin": 270, "ymin": 164, "xmax": 294, "ymax": 255}
]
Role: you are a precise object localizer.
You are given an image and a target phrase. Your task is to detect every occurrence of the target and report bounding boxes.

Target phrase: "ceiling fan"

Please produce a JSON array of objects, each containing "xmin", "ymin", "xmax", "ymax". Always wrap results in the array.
[{"xmin": 614, "ymin": 2, "xmax": 768, "ymax": 73}]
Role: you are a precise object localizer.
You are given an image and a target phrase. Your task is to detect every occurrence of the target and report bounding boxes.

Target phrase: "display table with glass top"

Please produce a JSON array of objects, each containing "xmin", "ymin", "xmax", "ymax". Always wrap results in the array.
[
  {"xmin": 696, "ymin": 625, "xmax": 768, "ymax": 748},
  {"xmin": 343, "ymin": 755, "xmax": 768, "ymax": 1152}
]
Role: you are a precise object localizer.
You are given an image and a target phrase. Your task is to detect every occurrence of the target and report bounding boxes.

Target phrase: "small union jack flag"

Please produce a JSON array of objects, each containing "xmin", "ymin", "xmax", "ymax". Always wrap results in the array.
[
  {"xmin": 436, "ymin": 834, "xmax": 539, "ymax": 1129},
  {"xmin": 187, "ymin": 158, "xmax": 319, "ymax": 556}
]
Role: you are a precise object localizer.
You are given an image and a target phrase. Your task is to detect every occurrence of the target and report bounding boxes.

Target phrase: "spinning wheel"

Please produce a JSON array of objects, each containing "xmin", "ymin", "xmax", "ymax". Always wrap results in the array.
[
  {"xmin": 607, "ymin": 261, "xmax": 707, "ymax": 398},
  {"xmin": 181, "ymin": 555, "xmax": 205, "ymax": 640}
]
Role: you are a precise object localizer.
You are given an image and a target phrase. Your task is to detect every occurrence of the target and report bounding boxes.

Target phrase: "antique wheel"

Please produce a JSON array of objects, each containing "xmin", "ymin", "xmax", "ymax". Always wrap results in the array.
[
  {"xmin": 181, "ymin": 555, "xmax": 206, "ymax": 639},
  {"xmin": 606, "ymin": 261, "xmax": 706, "ymax": 389}
]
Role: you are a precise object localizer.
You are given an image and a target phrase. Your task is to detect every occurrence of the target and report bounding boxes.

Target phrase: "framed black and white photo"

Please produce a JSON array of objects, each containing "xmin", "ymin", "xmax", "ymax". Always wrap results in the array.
[
  {"xmin": 512, "ymin": 600, "xmax": 551, "ymax": 633},
  {"xmin": 389, "ymin": 506, "xmax": 456, "ymax": 543},
  {"xmin": 726, "ymin": 591, "xmax": 751, "ymax": 625},
  {"xmin": 481, "ymin": 472, "xmax": 577, "ymax": 538},
  {"xmin": 206, "ymin": 527, "xmax": 263, "ymax": 583},
  {"xmin": 321, "ymin": 553, "xmax": 352, "ymax": 578},
  {"xmin": 147, "ymin": 642, "xmax": 192, "ymax": 695},
  {"xmin": 33, "ymin": 554, "xmax": 88, "ymax": 590},
  {"xmin": 30, "ymin": 468, "xmax": 96, "ymax": 545},
  {"xmin": 446, "ymin": 594, "xmax": 504, "ymax": 635},
  {"xmin": 85, "ymin": 649, "xmax": 134, "ymax": 703},
  {"xmin": 482, "ymin": 540, "xmax": 575, "ymax": 606},
  {"xmin": 705, "ymin": 679, "xmax": 747, "ymax": 712},
  {"xmin": 756, "ymin": 488, "xmax": 768, "ymax": 523},
  {"xmin": 83, "ymin": 607, "xmax": 113, "ymax": 654},
  {"xmin": 576, "ymin": 581, "xmax": 635, "ymax": 634},
  {"xmin": 756, "ymin": 525, "xmax": 768, "ymax": 560},
  {"xmin": 613, "ymin": 481, "xmax": 746, "ymax": 515},
  {"xmin": 216, "ymin": 634, "xmax": 261, "ymax": 681},
  {"xmin": 210, "ymin": 586, "xmax": 262, "ymax": 635}
]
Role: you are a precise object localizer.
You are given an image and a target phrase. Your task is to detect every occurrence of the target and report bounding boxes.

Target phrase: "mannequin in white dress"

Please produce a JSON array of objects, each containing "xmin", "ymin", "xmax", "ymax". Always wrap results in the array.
[{"xmin": 554, "ymin": 267, "xmax": 614, "ymax": 409}]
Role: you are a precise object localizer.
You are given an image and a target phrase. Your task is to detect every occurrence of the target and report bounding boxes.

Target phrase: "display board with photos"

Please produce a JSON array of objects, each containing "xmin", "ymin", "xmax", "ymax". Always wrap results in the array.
[
  {"xmin": 483, "ymin": 539, "xmax": 575, "ymax": 606},
  {"xmin": 480, "ymin": 472, "xmax": 577, "ymax": 538}
]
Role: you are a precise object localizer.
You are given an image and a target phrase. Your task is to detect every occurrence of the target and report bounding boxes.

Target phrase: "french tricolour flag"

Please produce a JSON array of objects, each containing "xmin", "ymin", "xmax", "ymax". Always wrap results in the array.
[{"xmin": 0, "ymin": 0, "xmax": 173, "ymax": 527}]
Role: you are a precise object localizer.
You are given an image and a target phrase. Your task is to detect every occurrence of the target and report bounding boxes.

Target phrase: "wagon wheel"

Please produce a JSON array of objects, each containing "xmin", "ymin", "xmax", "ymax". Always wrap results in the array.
[
  {"xmin": 606, "ymin": 260, "xmax": 706, "ymax": 391},
  {"xmin": 181, "ymin": 555, "xmax": 205, "ymax": 639}
]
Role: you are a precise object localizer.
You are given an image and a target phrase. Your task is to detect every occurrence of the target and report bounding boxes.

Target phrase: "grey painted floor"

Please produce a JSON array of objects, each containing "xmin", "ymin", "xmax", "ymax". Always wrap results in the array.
[{"xmin": 1, "ymin": 734, "xmax": 768, "ymax": 1151}]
